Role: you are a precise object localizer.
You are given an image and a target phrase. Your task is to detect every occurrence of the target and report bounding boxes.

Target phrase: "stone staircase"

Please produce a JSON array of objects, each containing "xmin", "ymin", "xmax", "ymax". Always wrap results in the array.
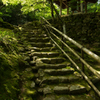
[{"xmin": 20, "ymin": 26, "xmax": 98, "ymax": 100}]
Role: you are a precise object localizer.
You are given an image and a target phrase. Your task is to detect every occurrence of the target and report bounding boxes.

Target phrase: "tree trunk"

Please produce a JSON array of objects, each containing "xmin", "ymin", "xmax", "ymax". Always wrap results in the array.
[
  {"xmin": 80, "ymin": 0, "xmax": 83, "ymax": 12},
  {"xmin": 52, "ymin": 3, "xmax": 62, "ymax": 22},
  {"xmin": 50, "ymin": 0, "xmax": 54, "ymax": 20},
  {"xmin": 59, "ymin": 0, "xmax": 62, "ymax": 16}
]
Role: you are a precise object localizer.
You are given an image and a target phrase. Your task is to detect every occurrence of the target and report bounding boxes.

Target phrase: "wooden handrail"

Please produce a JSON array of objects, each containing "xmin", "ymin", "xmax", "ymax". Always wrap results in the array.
[
  {"xmin": 40, "ymin": 16, "xmax": 100, "ymax": 63},
  {"xmin": 40, "ymin": 16, "xmax": 100, "ymax": 97}
]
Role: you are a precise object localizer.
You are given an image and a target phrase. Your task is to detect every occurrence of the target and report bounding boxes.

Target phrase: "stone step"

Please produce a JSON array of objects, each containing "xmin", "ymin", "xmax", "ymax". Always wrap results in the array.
[
  {"xmin": 29, "ymin": 52, "xmax": 59, "ymax": 58},
  {"xmin": 41, "ymin": 84, "xmax": 87, "ymax": 95},
  {"xmin": 36, "ymin": 63, "xmax": 70, "ymax": 69},
  {"xmin": 42, "ymin": 93, "xmax": 95, "ymax": 100},
  {"xmin": 44, "ymin": 68, "xmax": 74, "ymax": 76},
  {"xmin": 54, "ymin": 85, "xmax": 87, "ymax": 94},
  {"xmin": 30, "ymin": 42, "xmax": 53, "ymax": 47},
  {"xmin": 29, "ymin": 37, "xmax": 50, "ymax": 42},
  {"xmin": 31, "ymin": 34, "xmax": 48, "ymax": 38},
  {"xmin": 27, "ymin": 47, "xmax": 57, "ymax": 52},
  {"xmin": 40, "ymin": 75, "xmax": 81, "ymax": 84},
  {"xmin": 36, "ymin": 57, "xmax": 66, "ymax": 64}
]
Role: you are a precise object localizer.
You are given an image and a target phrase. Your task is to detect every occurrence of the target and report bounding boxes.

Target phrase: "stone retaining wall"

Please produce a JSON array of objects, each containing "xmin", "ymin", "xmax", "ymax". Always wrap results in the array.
[{"xmin": 49, "ymin": 12, "xmax": 100, "ymax": 44}]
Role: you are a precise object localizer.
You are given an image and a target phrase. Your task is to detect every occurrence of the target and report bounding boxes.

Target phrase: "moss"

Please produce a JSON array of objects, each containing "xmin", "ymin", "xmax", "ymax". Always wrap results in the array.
[
  {"xmin": 0, "ymin": 17, "xmax": 3, "ymax": 22},
  {"xmin": 26, "ymin": 89, "xmax": 37, "ymax": 95},
  {"xmin": 0, "ymin": 21, "xmax": 14, "ymax": 29},
  {"xmin": 22, "ymin": 71, "xmax": 34, "ymax": 80}
]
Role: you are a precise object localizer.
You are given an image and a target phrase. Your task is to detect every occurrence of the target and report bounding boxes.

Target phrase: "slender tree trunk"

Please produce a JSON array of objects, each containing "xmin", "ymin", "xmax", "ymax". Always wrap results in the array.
[
  {"xmin": 78, "ymin": 0, "xmax": 80, "ymax": 12},
  {"xmin": 59, "ymin": 0, "xmax": 62, "ymax": 16},
  {"xmin": 50, "ymin": 0, "xmax": 54, "ymax": 20},
  {"xmin": 52, "ymin": 3, "xmax": 62, "ymax": 22},
  {"xmin": 80, "ymin": 0, "xmax": 83, "ymax": 12}
]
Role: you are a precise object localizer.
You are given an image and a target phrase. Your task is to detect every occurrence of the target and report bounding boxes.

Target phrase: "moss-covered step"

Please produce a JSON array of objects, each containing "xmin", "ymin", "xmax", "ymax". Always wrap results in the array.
[
  {"xmin": 38, "ymin": 75, "xmax": 81, "ymax": 84},
  {"xmin": 30, "ymin": 34, "xmax": 48, "ymax": 38},
  {"xmin": 36, "ymin": 63, "xmax": 70, "ymax": 69},
  {"xmin": 29, "ymin": 52, "xmax": 59, "ymax": 58},
  {"xmin": 36, "ymin": 57, "xmax": 66, "ymax": 64},
  {"xmin": 27, "ymin": 47, "xmax": 57, "ymax": 52},
  {"xmin": 43, "ymin": 68, "xmax": 74, "ymax": 76},
  {"xmin": 30, "ymin": 42, "xmax": 53, "ymax": 47},
  {"xmin": 42, "ymin": 92, "xmax": 97, "ymax": 100},
  {"xmin": 38, "ymin": 83, "xmax": 87, "ymax": 95},
  {"xmin": 29, "ymin": 37, "xmax": 50, "ymax": 42},
  {"xmin": 53, "ymin": 84, "xmax": 87, "ymax": 94}
]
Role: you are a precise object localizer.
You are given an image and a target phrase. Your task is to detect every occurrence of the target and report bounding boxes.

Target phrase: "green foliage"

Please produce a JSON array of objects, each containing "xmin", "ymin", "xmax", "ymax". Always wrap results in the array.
[
  {"xmin": 87, "ymin": 3, "xmax": 97, "ymax": 12},
  {"xmin": 1, "ymin": 0, "xmax": 100, "ymax": 24},
  {"xmin": 1, "ymin": 3, "xmax": 23, "ymax": 25},
  {"xmin": 0, "ymin": 28, "xmax": 26, "ymax": 99},
  {"xmin": 1, "ymin": 0, "xmax": 53, "ymax": 23}
]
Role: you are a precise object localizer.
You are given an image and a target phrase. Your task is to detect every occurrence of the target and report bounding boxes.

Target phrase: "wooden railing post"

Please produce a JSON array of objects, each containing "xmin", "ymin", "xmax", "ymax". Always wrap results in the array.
[
  {"xmin": 62, "ymin": 22, "xmax": 66, "ymax": 49},
  {"xmin": 81, "ymin": 49, "xmax": 84, "ymax": 73}
]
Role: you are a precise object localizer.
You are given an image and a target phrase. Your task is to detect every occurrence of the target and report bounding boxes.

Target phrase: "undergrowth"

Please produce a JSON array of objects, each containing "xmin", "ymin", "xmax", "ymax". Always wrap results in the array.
[{"xmin": 0, "ymin": 29, "xmax": 25, "ymax": 99}]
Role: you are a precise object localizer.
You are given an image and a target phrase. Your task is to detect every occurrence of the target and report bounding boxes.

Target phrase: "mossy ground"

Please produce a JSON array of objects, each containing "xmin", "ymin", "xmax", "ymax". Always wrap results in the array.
[{"xmin": 0, "ymin": 26, "xmax": 32, "ymax": 99}]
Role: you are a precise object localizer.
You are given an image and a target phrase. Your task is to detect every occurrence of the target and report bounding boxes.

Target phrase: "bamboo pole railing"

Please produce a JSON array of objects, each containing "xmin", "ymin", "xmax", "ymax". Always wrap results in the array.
[{"xmin": 40, "ymin": 16, "xmax": 100, "ymax": 97}]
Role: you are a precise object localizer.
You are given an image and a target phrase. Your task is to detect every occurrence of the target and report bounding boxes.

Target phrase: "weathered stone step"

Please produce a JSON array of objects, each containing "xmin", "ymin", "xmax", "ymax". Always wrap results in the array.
[
  {"xmin": 41, "ymin": 84, "xmax": 87, "ymax": 95},
  {"xmin": 29, "ymin": 37, "xmax": 50, "ymax": 42},
  {"xmin": 36, "ymin": 63, "xmax": 70, "ymax": 69},
  {"xmin": 44, "ymin": 68, "xmax": 74, "ymax": 76},
  {"xmin": 29, "ymin": 52, "xmax": 59, "ymax": 58},
  {"xmin": 37, "ymin": 57, "xmax": 65, "ymax": 64},
  {"xmin": 42, "ymin": 93, "xmax": 96, "ymax": 100},
  {"xmin": 31, "ymin": 34, "xmax": 48, "ymax": 37},
  {"xmin": 54, "ymin": 85, "xmax": 87, "ymax": 94},
  {"xmin": 27, "ymin": 47, "xmax": 57, "ymax": 52},
  {"xmin": 40, "ymin": 75, "xmax": 81, "ymax": 84},
  {"xmin": 30, "ymin": 42, "xmax": 53, "ymax": 47}
]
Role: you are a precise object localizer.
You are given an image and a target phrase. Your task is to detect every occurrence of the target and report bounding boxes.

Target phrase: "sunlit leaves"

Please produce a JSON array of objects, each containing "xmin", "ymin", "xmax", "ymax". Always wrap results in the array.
[
  {"xmin": 2, "ymin": 0, "xmax": 49, "ymax": 15},
  {"xmin": 3, "ymin": 0, "xmax": 20, "ymax": 5}
]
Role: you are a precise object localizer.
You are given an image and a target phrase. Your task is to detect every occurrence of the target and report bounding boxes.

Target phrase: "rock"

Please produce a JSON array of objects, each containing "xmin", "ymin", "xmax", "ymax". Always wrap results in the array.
[
  {"xmin": 54, "ymin": 86, "xmax": 69, "ymax": 94},
  {"xmin": 43, "ymin": 95, "xmax": 56, "ymax": 100},
  {"xmin": 74, "ymin": 71, "xmax": 82, "ymax": 78},
  {"xmin": 25, "ymin": 68, "xmax": 32, "ymax": 71},
  {"xmin": 35, "ymin": 78, "xmax": 41, "ymax": 84},
  {"xmin": 33, "ymin": 56, "xmax": 38, "ymax": 61},
  {"xmin": 38, "ymin": 69, "xmax": 44, "ymax": 77},
  {"xmin": 58, "ymin": 97, "xmax": 69, "ymax": 100},
  {"xmin": 70, "ymin": 84, "xmax": 87, "ymax": 94},
  {"xmin": 19, "ymin": 47, "xmax": 25, "ymax": 52},
  {"xmin": 38, "ymin": 88, "xmax": 43, "ymax": 93},
  {"xmin": 31, "ymin": 81, "xmax": 35, "ymax": 88},
  {"xmin": 24, "ymin": 56, "xmax": 30, "ymax": 62},
  {"xmin": 26, "ymin": 89, "xmax": 37, "ymax": 95},
  {"xmin": 43, "ymin": 86, "xmax": 52, "ymax": 95},
  {"xmin": 36, "ymin": 58, "xmax": 44, "ymax": 64},
  {"xmin": 44, "ymin": 68, "xmax": 74, "ymax": 75},
  {"xmin": 30, "ymin": 61, "xmax": 36, "ymax": 66}
]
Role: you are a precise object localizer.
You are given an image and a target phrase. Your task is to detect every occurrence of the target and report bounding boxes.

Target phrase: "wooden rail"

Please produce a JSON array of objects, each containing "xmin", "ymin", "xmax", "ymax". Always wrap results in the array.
[{"xmin": 40, "ymin": 16, "xmax": 100, "ymax": 97}]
